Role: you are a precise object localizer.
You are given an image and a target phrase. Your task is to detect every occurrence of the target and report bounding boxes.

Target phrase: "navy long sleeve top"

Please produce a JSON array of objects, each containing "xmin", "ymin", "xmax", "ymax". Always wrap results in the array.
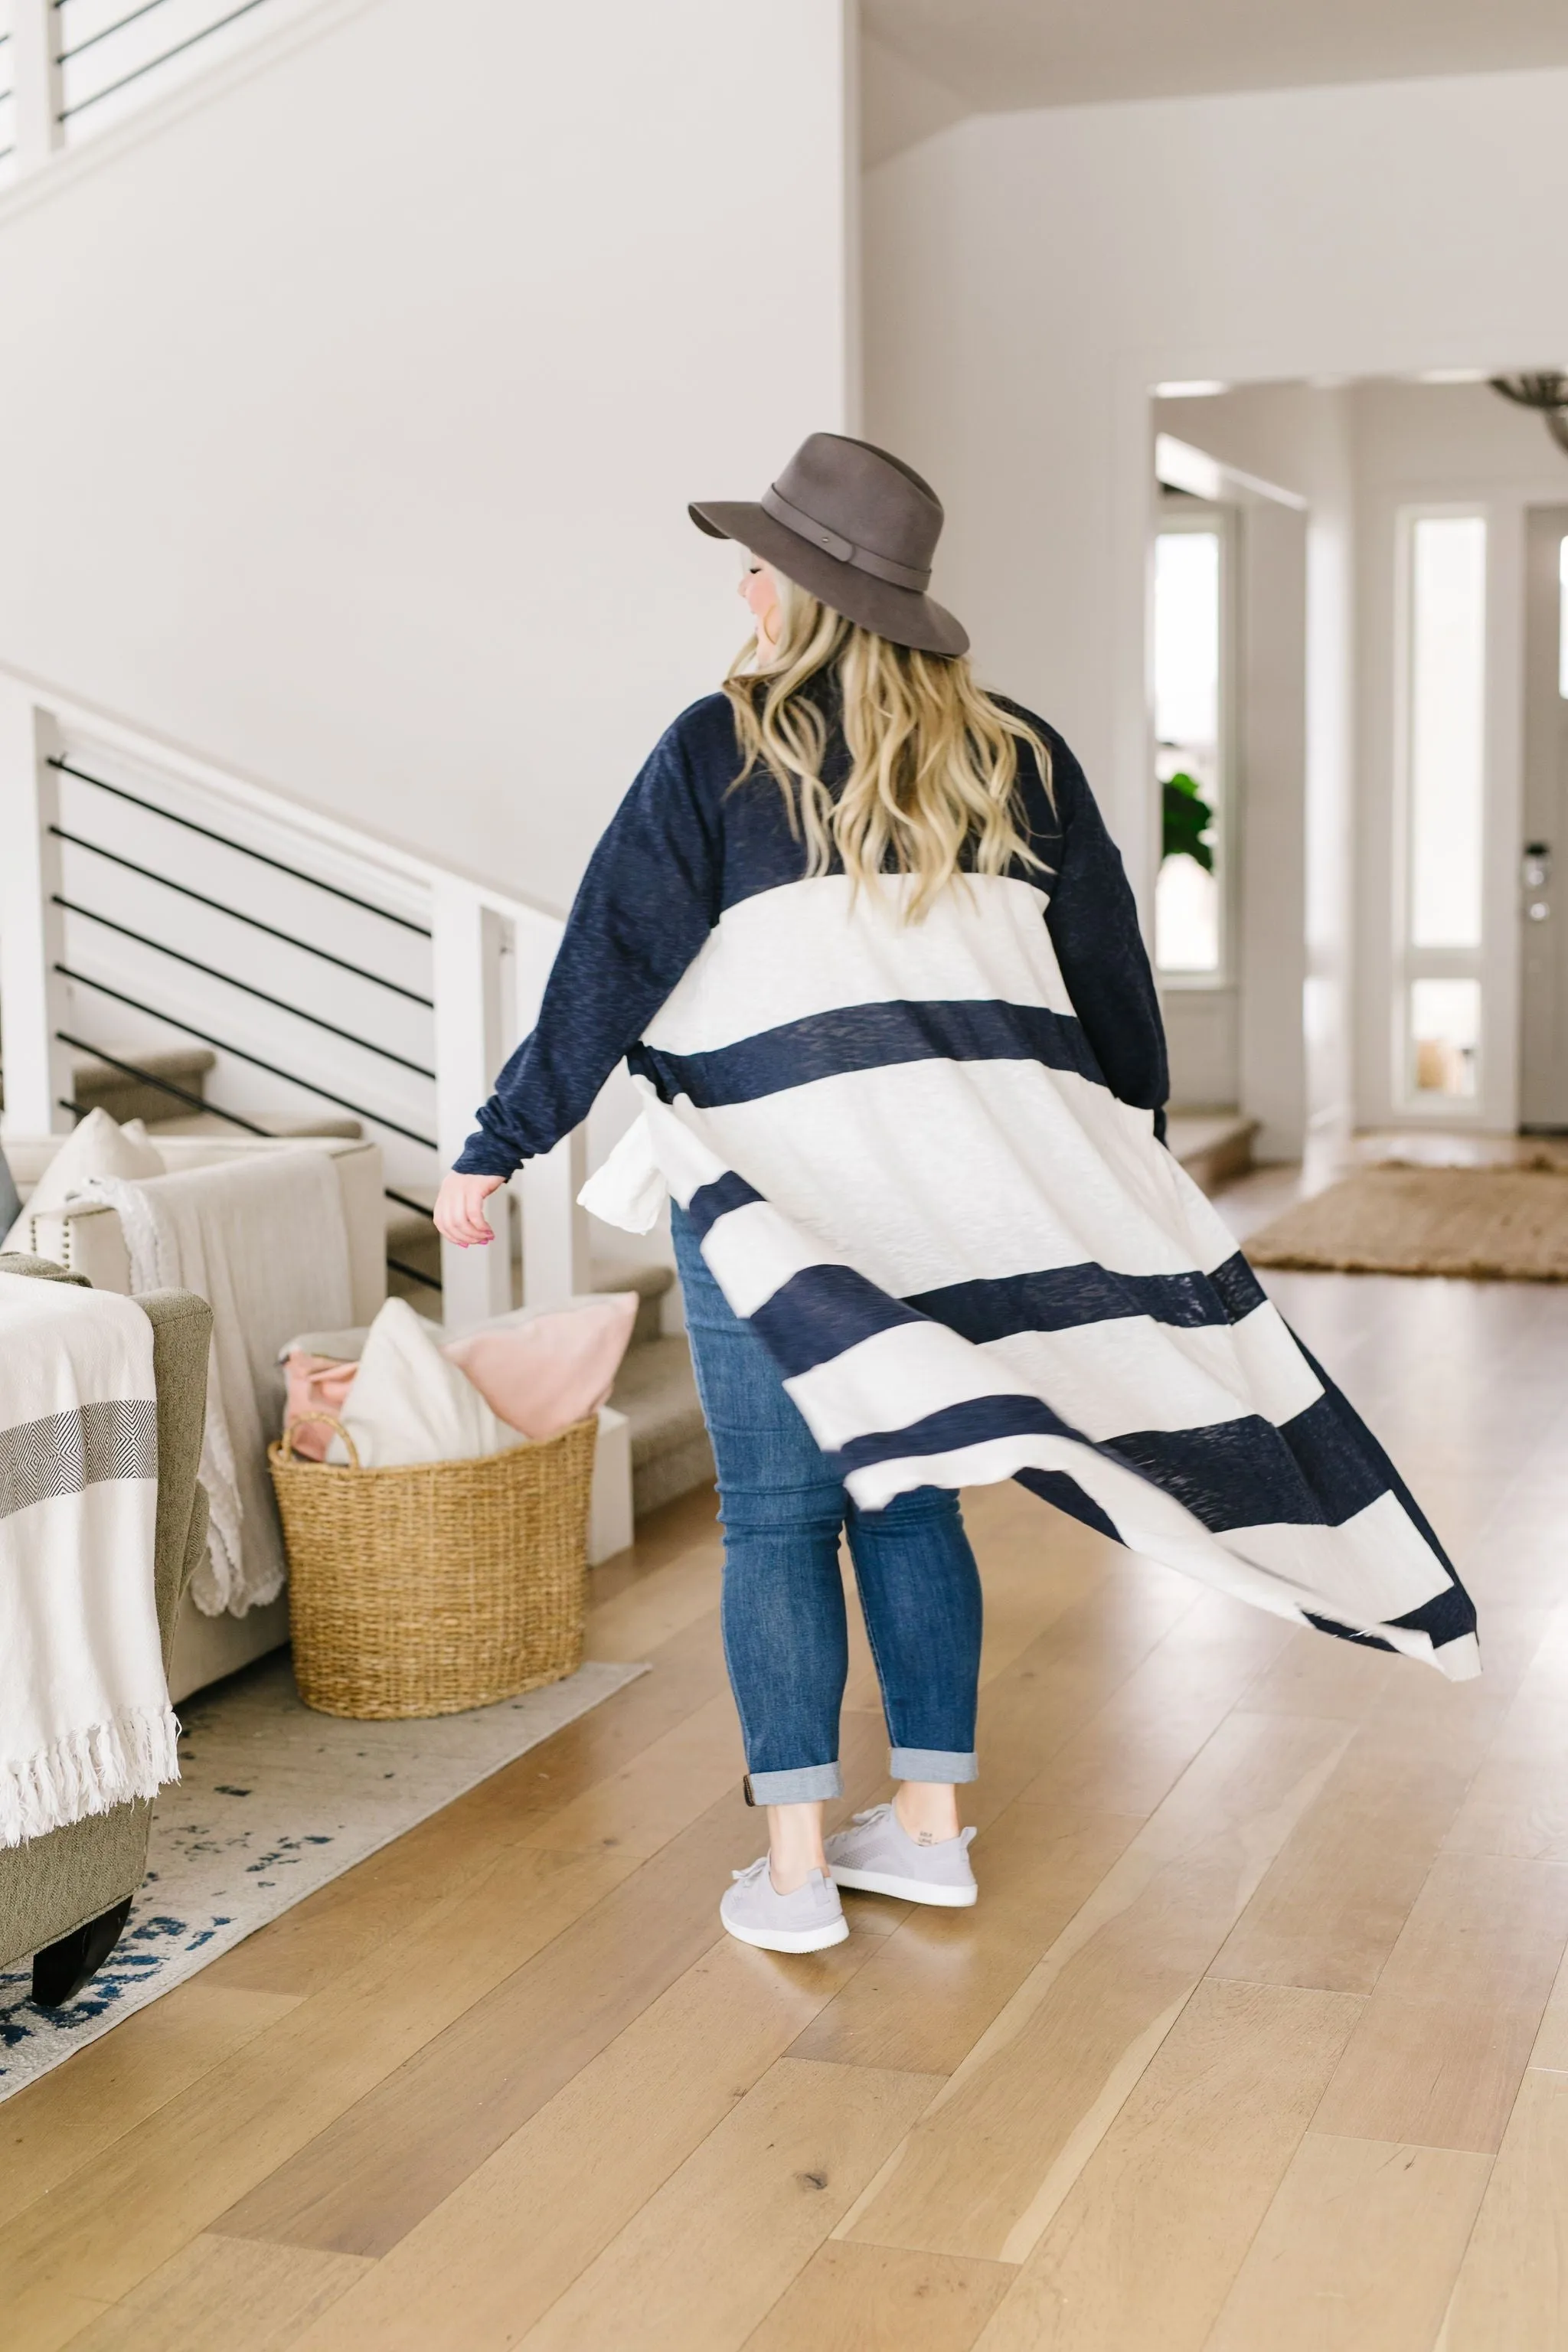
[{"xmin": 455, "ymin": 690, "xmax": 1168, "ymax": 1177}]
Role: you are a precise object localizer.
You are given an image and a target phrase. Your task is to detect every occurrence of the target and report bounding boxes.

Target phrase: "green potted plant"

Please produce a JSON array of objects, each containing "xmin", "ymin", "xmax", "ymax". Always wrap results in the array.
[{"xmin": 1161, "ymin": 768, "xmax": 1215, "ymax": 870}]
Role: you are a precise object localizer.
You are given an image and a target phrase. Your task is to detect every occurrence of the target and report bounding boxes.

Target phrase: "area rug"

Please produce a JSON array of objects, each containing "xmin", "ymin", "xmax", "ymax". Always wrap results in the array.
[
  {"xmin": 1246, "ymin": 1157, "xmax": 1568, "ymax": 1280},
  {"xmin": 0, "ymin": 1654, "xmax": 647, "ymax": 2099}
]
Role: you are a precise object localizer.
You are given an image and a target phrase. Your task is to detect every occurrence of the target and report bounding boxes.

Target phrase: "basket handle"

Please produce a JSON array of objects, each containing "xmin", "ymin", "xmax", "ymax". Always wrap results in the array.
[{"xmin": 279, "ymin": 1412, "xmax": 362, "ymax": 1471}]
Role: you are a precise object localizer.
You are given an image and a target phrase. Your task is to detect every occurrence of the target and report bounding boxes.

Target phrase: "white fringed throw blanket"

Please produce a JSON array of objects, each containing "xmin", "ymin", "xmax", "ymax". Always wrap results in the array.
[
  {"xmin": 0, "ymin": 1269, "xmax": 176, "ymax": 1846},
  {"xmin": 89, "ymin": 1150, "xmax": 352, "ymax": 1617}
]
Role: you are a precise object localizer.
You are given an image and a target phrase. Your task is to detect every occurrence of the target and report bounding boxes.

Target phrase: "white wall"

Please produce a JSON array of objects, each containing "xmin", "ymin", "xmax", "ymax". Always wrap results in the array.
[
  {"xmin": 0, "ymin": 0, "xmax": 854, "ymax": 914},
  {"xmin": 866, "ymin": 64, "xmax": 1568, "ymax": 1134},
  {"xmin": 861, "ymin": 31, "xmax": 966, "ymax": 169}
]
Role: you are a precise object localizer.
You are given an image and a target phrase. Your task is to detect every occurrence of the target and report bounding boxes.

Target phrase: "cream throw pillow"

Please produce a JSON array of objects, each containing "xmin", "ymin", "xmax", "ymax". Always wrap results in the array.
[
  {"xmin": 1, "ymin": 1110, "xmax": 164, "ymax": 1255},
  {"xmin": 330, "ymin": 1298, "xmax": 522, "ymax": 1468}
]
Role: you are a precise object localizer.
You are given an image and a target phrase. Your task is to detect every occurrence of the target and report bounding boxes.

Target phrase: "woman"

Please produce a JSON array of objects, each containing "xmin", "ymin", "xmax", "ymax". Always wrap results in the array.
[{"xmin": 436, "ymin": 433, "xmax": 1478, "ymax": 1957}]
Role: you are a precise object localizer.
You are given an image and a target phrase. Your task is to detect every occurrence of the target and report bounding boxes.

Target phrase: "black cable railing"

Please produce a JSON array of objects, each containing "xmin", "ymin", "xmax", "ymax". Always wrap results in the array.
[
  {"xmin": 48, "ymin": 828, "xmax": 434, "ymax": 1004},
  {"xmin": 56, "ymin": 1031, "xmax": 269, "ymax": 1132},
  {"xmin": 49, "ymin": 748, "xmax": 449, "ymax": 1291},
  {"xmin": 384, "ymin": 1184, "xmax": 440, "ymax": 1222},
  {"xmin": 52, "ymin": 895, "xmax": 437, "ymax": 1078},
  {"xmin": 50, "ymin": 760, "xmax": 432, "ymax": 934},
  {"xmin": 56, "ymin": 966, "xmax": 439, "ymax": 1149},
  {"xmin": 55, "ymin": 0, "xmax": 278, "ymax": 122},
  {"xmin": 57, "ymin": 0, "xmax": 179, "ymax": 68}
]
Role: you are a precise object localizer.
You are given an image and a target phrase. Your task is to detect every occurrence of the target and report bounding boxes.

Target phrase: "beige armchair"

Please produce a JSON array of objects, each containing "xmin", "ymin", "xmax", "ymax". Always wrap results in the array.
[
  {"xmin": 3, "ymin": 1132, "xmax": 386, "ymax": 1318},
  {"xmin": 0, "ymin": 1256, "xmax": 212, "ymax": 2007}
]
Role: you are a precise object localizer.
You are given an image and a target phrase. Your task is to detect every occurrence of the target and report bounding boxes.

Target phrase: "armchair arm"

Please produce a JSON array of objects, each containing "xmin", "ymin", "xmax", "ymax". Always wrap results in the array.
[
  {"xmin": 135, "ymin": 1289, "xmax": 214, "ymax": 1655},
  {"xmin": 14, "ymin": 1200, "xmax": 132, "ymax": 1292}
]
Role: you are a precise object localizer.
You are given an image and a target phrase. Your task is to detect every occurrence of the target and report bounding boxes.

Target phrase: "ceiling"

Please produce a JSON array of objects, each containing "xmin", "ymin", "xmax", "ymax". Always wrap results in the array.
[{"xmin": 862, "ymin": 0, "xmax": 1568, "ymax": 116}]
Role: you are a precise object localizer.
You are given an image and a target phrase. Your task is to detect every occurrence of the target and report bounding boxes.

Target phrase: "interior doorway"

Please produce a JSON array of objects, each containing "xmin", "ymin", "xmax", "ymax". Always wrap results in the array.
[
  {"xmin": 1150, "ymin": 374, "xmax": 1568, "ymax": 1156},
  {"xmin": 1521, "ymin": 506, "xmax": 1568, "ymax": 1130}
]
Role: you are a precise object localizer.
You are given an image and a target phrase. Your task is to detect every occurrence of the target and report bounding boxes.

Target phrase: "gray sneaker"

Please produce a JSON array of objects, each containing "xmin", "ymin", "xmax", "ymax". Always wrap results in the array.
[
  {"xmin": 720, "ymin": 1857, "xmax": 850, "ymax": 1953},
  {"xmin": 825, "ymin": 1804, "xmax": 978, "ymax": 1907}
]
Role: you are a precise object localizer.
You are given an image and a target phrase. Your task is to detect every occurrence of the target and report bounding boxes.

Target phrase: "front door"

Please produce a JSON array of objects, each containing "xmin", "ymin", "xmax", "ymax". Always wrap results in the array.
[{"xmin": 1521, "ymin": 506, "xmax": 1568, "ymax": 1130}]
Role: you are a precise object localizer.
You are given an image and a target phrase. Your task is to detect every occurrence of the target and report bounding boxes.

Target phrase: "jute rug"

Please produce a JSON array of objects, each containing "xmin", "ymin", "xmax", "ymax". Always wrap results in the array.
[
  {"xmin": 0, "ymin": 1653, "xmax": 646, "ymax": 2099},
  {"xmin": 1246, "ymin": 1157, "xmax": 1568, "ymax": 1281}
]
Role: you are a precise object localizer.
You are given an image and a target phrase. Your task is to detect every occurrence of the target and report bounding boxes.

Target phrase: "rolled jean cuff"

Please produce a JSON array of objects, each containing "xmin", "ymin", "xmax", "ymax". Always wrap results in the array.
[
  {"xmin": 746, "ymin": 1762, "xmax": 844, "ymax": 1805},
  {"xmin": 890, "ymin": 1746, "xmax": 978, "ymax": 1785}
]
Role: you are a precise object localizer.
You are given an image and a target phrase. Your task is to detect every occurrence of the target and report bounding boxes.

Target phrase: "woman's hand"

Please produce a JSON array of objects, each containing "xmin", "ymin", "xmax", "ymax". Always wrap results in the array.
[{"xmin": 433, "ymin": 1170, "xmax": 505, "ymax": 1247}]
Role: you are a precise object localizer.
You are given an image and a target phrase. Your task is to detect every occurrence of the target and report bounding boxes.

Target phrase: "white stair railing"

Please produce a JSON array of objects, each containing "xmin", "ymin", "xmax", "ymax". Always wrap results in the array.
[
  {"xmin": 0, "ymin": 668, "xmax": 591, "ymax": 1335},
  {"xmin": 3, "ymin": 0, "xmax": 309, "ymax": 175}
]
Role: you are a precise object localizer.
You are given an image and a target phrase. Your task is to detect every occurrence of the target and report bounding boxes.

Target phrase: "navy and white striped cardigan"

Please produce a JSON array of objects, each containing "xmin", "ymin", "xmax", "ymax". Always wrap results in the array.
[{"xmin": 459, "ymin": 690, "xmax": 1478, "ymax": 1679}]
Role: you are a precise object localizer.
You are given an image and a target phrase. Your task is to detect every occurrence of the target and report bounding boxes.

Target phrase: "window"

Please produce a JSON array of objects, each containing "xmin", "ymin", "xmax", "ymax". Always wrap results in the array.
[
  {"xmin": 1154, "ymin": 522, "xmax": 1227, "ymax": 977},
  {"xmin": 1408, "ymin": 517, "xmax": 1486, "ymax": 951},
  {"xmin": 1399, "ymin": 513, "xmax": 1488, "ymax": 1110}
]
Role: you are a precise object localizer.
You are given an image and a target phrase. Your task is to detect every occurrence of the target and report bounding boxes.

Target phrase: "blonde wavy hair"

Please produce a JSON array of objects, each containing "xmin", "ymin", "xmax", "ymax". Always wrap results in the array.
[{"xmin": 724, "ymin": 566, "xmax": 1051, "ymax": 922}]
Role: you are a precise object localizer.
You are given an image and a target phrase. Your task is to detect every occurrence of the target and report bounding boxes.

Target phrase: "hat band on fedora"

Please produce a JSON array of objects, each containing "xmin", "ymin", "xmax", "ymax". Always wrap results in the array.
[{"xmin": 760, "ymin": 484, "xmax": 933, "ymax": 594}]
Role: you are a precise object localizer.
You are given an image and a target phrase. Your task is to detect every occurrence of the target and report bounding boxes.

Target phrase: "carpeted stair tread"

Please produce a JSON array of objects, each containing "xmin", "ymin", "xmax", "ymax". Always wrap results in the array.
[
  {"xmin": 1168, "ymin": 1111, "xmax": 1258, "ymax": 1194},
  {"xmin": 149, "ymin": 1111, "xmax": 364, "ymax": 1140},
  {"xmin": 608, "ymin": 1334, "xmax": 714, "ymax": 1517},
  {"xmin": 0, "ymin": 1044, "xmax": 214, "ymax": 1126},
  {"xmin": 608, "ymin": 1334, "xmax": 709, "ymax": 1465}
]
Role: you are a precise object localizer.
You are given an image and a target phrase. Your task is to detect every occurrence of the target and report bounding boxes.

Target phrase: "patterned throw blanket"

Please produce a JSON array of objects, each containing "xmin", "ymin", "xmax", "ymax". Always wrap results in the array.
[{"xmin": 0, "ymin": 1271, "xmax": 176, "ymax": 1845}]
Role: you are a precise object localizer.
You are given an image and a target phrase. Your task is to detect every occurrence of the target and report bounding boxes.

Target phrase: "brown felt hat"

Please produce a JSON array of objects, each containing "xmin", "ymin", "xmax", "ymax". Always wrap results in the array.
[{"xmin": 690, "ymin": 431, "xmax": 969, "ymax": 658}]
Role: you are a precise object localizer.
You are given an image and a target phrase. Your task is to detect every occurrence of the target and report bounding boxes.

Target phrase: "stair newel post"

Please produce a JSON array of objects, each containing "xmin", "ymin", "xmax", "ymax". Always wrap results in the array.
[
  {"xmin": 430, "ymin": 877, "xmax": 514, "ymax": 1328},
  {"xmin": 11, "ymin": 0, "xmax": 64, "ymax": 174},
  {"xmin": 0, "ymin": 690, "xmax": 72, "ymax": 1140},
  {"xmin": 521, "ymin": 1129, "xmax": 590, "ymax": 1312},
  {"xmin": 506, "ymin": 897, "xmax": 592, "ymax": 1311}
]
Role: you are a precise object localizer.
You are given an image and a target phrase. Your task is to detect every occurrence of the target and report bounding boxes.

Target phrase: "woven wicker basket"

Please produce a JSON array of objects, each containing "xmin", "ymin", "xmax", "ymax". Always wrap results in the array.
[{"xmin": 267, "ymin": 1412, "xmax": 596, "ymax": 1720}]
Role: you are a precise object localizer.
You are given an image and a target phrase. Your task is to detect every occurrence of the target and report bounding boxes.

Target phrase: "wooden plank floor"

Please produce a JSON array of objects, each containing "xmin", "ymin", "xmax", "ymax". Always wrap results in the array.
[{"xmin": 6, "ymin": 1158, "xmax": 1568, "ymax": 2349}]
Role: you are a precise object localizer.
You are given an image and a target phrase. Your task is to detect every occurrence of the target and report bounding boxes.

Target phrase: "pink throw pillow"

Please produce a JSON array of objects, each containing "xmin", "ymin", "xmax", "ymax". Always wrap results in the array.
[
  {"xmin": 281, "ymin": 1352, "xmax": 360, "ymax": 1460},
  {"xmin": 445, "ymin": 1294, "xmax": 639, "ymax": 1441}
]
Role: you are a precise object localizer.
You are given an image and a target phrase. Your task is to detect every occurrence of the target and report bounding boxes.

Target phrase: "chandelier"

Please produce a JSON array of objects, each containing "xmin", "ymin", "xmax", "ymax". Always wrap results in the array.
[{"xmin": 1489, "ymin": 373, "xmax": 1568, "ymax": 457}]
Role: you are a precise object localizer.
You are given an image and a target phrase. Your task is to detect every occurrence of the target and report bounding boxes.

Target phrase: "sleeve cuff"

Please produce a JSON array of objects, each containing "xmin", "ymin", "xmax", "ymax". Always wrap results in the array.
[{"xmin": 452, "ymin": 1136, "xmax": 524, "ymax": 1179}]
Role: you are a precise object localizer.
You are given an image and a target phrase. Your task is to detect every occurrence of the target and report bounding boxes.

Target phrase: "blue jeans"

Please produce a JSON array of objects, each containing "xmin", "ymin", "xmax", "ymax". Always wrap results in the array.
[{"xmin": 672, "ymin": 1203, "xmax": 983, "ymax": 1805}]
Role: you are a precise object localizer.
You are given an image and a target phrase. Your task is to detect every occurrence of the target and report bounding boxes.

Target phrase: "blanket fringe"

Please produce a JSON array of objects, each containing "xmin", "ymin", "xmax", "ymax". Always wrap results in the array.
[{"xmin": 0, "ymin": 1706, "xmax": 181, "ymax": 1849}]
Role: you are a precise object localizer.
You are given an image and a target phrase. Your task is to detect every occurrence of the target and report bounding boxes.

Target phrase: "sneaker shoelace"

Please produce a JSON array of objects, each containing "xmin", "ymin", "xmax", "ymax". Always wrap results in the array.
[{"xmin": 730, "ymin": 1856, "xmax": 772, "ymax": 1886}]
